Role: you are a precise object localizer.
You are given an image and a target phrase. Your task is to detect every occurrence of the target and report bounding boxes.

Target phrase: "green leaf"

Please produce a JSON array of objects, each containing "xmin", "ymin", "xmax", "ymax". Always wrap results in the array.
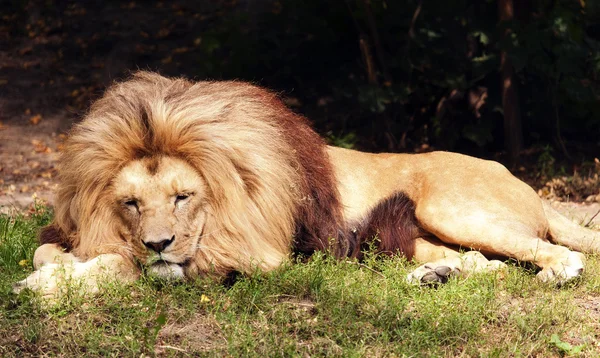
[
  {"xmin": 472, "ymin": 31, "xmax": 490, "ymax": 45},
  {"xmin": 550, "ymin": 333, "xmax": 573, "ymax": 351},
  {"xmin": 550, "ymin": 333, "xmax": 585, "ymax": 354},
  {"xmin": 155, "ymin": 313, "xmax": 167, "ymax": 327}
]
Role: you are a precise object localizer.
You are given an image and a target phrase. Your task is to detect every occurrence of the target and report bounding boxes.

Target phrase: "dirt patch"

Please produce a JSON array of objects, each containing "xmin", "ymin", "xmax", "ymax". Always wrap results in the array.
[
  {"xmin": 574, "ymin": 296, "xmax": 600, "ymax": 322},
  {"xmin": 155, "ymin": 313, "xmax": 226, "ymax": 355},
  {"xmin": 0, "ymin": 112, "xmax": 72, "ymax": 214}
]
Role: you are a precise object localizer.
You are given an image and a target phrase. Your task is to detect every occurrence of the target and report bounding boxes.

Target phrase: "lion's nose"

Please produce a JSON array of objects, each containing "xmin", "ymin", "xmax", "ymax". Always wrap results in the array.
[{"xmin": 143, "ymin": 235, "xmax": 175, "ymax": 253}]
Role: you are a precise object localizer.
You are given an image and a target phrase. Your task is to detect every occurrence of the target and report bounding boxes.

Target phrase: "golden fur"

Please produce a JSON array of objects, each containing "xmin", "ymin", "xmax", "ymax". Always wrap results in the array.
[
  {"xmin": 54, "ymin": 72, "xmax": 305, "ymax": 275},
  {"xmin": 13, "ymin": 72, "xmax": 600, "ymax": 298}
]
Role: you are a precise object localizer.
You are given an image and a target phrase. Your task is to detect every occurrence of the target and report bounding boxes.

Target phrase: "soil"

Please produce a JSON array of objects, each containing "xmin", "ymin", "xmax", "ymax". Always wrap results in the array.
[{"xmin": 0, "ymin": 111, "xmax": 70, "ymax": 213}]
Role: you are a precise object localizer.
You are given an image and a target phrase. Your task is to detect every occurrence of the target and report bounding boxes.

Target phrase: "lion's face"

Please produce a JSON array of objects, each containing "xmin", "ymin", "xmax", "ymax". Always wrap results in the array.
[{"xmin": 112, "ymin": 156, "xmax": 207, "ymax": 278}]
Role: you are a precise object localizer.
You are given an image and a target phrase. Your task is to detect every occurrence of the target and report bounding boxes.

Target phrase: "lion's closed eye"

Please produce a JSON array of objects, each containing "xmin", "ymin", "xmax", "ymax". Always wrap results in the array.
[
  {"xmin": 175, "ymin": 194, "xmax": 191, "ymax": 204},
  {"xmin": 124, "ymin": 199, "xmax": 139, "ymax": 210}
]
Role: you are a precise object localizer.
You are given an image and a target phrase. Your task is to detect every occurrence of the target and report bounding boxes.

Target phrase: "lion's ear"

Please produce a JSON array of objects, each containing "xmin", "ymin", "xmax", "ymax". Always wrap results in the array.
[{"xmin": 39, "ymin": 224, "xmax": 72, "ymax": 251}]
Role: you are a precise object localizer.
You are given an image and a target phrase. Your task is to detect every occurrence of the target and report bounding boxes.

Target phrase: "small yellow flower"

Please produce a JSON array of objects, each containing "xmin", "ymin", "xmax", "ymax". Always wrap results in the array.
[
  {"xmin": 200, "ymin": 294, "xmax": 211, "ymax": 303},
  {"xmin": 18, "ymin": 259, "xmax": 29, "ymax": 267}
]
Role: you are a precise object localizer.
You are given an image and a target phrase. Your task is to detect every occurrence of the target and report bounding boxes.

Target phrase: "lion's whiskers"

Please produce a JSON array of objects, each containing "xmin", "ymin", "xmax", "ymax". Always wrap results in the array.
[
  {"xmin": 199, "ymin": 227, "xmax": 225, "ymax": 238},
  {"xmin": 102, "ymin": 243, "xmax": 135, "ymax": 254},
  {"xmin": 196, "ymin": 244, "xmax": 225, "ymax": 255}
]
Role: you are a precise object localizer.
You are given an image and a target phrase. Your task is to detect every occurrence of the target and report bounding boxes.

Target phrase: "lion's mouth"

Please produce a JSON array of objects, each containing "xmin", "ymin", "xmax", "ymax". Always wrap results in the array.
[
  {"xmin": 144, "ymin": 249, "xmax": 190, "ymax": 271},
  {"xmin": 153, "ymin": 259, "xmax": 186, "ymax": 267},
  {"xmin": 147, "ymin": 259, "xmax": 187, "ymax": 279},
  {"xmin": 153, "ymin": 259, "xmax": 173, "ymax": 265},
  {"xmin": 147, "ymin": 255, "xmax": 189, "ymax": 268}
]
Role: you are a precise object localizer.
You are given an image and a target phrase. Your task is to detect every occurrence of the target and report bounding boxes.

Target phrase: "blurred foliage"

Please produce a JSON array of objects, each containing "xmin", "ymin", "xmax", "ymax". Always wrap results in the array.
[{"xmin": 1, "ymin": 0, "xmax": 599, "ymax": 158}]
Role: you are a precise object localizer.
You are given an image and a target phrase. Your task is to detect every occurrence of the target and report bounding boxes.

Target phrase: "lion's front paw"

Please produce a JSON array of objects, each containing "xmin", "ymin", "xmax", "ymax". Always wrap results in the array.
[
  {"xmin": 407, "ymin": 264, "xmax": 461, "ymax": 285},
  {"xmin": 407, "ymin": 251, "xmax": 507, "ymax": 285},
  {"xmin": 13, "ymin": 260, "xmax": 102, "ymax": 300},
  {"xmin": 12, "ymin": 263, "xmax": 74, "ymax": 299},
  {"xmin": 13, "ymin": 254, "xmax": 138, "ymax": 301}
]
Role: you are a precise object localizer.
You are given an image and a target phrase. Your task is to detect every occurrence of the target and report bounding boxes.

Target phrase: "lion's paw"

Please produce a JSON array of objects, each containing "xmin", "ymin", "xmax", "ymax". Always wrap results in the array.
[
  {"xmin": 12, "ymin": 263, "xmax": 73, "ymax": 298},
  {"xmin": 13, "ymin": 260, "xmax": 102, "ymax": 300},
  {"xmin": 537, "ymin": 251, "xmax": 585, "ymax": 284},
  {"xmin": 407, "ymin": 264, "xmax": 461, "ymax": 285},
  {"xmin": 407, "ymin": 251, "xmax": 508, "ymax": 285}
]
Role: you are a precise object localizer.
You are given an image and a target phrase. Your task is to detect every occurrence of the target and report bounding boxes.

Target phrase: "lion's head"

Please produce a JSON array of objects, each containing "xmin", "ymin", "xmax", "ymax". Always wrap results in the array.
[
  {"xmin": 111, "ymin": 156, "xmax": 207, "ymax": 278},
  {"xmin": 47, "ymin": 71, "xmax": 346, "ymax": 278}
]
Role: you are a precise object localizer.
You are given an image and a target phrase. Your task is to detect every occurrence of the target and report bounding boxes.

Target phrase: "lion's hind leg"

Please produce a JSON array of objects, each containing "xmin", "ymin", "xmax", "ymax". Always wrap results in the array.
[
  {"xmin": 415, "ymin": 205, "xmax": 586, "ymax": 283},
  {"xmin": 407, "ymin": 237, "xmax": 506, "ymax": 284}
]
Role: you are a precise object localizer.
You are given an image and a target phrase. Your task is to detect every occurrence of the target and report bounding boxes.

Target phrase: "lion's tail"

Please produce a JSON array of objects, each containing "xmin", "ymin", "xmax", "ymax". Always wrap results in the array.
[{"xmin": 543, "ymin": 200, "xmax": 600, "ymax": 253}]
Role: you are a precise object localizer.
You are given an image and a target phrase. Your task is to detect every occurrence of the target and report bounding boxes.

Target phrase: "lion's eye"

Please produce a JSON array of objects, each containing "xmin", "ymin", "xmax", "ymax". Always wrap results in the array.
[
  {"xmin": 175, "ymin": 194, "xmax": 190, "ymax": 205},
  {"xmin": 124, "ymin": 199, "xmax": 139, "ymax": 209}
]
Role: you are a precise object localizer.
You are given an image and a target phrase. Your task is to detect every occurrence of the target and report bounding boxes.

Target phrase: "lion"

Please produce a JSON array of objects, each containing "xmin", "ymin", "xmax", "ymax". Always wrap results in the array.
[{"xmin": 13, "ymin": 72, "xmax": 600, "ymax": 298}]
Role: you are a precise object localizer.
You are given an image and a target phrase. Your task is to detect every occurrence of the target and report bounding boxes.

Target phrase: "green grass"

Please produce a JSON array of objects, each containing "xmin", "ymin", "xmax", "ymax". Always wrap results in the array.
[{"xmin": 2, "ymin": 209, "xmax": 600, "ymax": 357}]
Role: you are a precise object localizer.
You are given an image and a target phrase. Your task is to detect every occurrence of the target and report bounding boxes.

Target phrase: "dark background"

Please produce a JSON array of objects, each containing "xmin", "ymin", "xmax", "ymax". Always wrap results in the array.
[{"xmin": 1, "ymin": 0, "xmax": 599, "ymax": 170}]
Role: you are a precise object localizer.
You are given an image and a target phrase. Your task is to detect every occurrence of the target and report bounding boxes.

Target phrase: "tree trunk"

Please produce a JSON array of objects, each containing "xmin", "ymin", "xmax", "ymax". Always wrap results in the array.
[{"xmin": 498, "ymin": 0, "xmax": 523, "ymax": 164}]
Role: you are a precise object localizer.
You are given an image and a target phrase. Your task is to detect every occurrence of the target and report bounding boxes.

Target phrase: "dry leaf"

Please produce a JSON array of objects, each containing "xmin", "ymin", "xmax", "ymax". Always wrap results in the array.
[
  {"xmin": 29, "ymin": 114, "xmax": 42, "ymax": 125},
  {"xmin": 18, "ymin": 46, "xmax": 33, "ymax": 55},
  {"xmin": 157, "ymin": 28, "xmax": 170, "ymax": 38},
  {"xmin": 40, "ymin": 170, "xmax": 53, "ymax": 178},
  {"xmin": 31, "ymin": 139, "xmax": 51, "ymax": 153}
]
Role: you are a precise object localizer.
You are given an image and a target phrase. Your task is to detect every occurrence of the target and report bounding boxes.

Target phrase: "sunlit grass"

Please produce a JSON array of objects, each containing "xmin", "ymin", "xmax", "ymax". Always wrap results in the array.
[{"xmin": 1, "ymin": 209, "xmax": 599, "ymax": 357}]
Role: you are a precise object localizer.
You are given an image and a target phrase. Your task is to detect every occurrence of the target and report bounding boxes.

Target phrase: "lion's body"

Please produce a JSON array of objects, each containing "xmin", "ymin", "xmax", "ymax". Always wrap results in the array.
[{"xmin": 14, "ymin": 72, "xmax": 600, "ymax": 297}]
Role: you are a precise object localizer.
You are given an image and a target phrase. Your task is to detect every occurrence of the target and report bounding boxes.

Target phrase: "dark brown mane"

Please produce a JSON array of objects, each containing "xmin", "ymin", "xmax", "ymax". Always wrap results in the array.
[
  {"xmin": 267, "ymin": 95, "xmax": 418, "ymax": 260},
  {"xmin": 257, "ymin": 95, "xmax": 348, "ymax": 256},
  {"xmin": 352, "ymin": 192, "xmax": 420, "ymax": 260}
]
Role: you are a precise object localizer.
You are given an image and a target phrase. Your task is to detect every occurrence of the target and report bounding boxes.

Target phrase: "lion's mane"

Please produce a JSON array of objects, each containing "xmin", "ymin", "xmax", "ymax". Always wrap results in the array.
[{"xmin": 45, "ymin": 72, "xmax": 356, "ymax": 275}]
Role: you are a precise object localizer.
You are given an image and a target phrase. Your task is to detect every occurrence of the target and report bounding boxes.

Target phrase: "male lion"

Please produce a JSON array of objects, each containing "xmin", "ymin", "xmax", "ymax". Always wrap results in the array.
[{"xmin": 14, "ymin": 72, "xmax": 600, "ymax": 298}]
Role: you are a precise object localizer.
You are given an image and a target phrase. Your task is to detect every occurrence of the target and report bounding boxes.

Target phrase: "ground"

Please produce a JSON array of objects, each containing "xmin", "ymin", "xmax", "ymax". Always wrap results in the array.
[{"xmin": 0, "ymin": 111, "xmax": 67, "ymax": 212}]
